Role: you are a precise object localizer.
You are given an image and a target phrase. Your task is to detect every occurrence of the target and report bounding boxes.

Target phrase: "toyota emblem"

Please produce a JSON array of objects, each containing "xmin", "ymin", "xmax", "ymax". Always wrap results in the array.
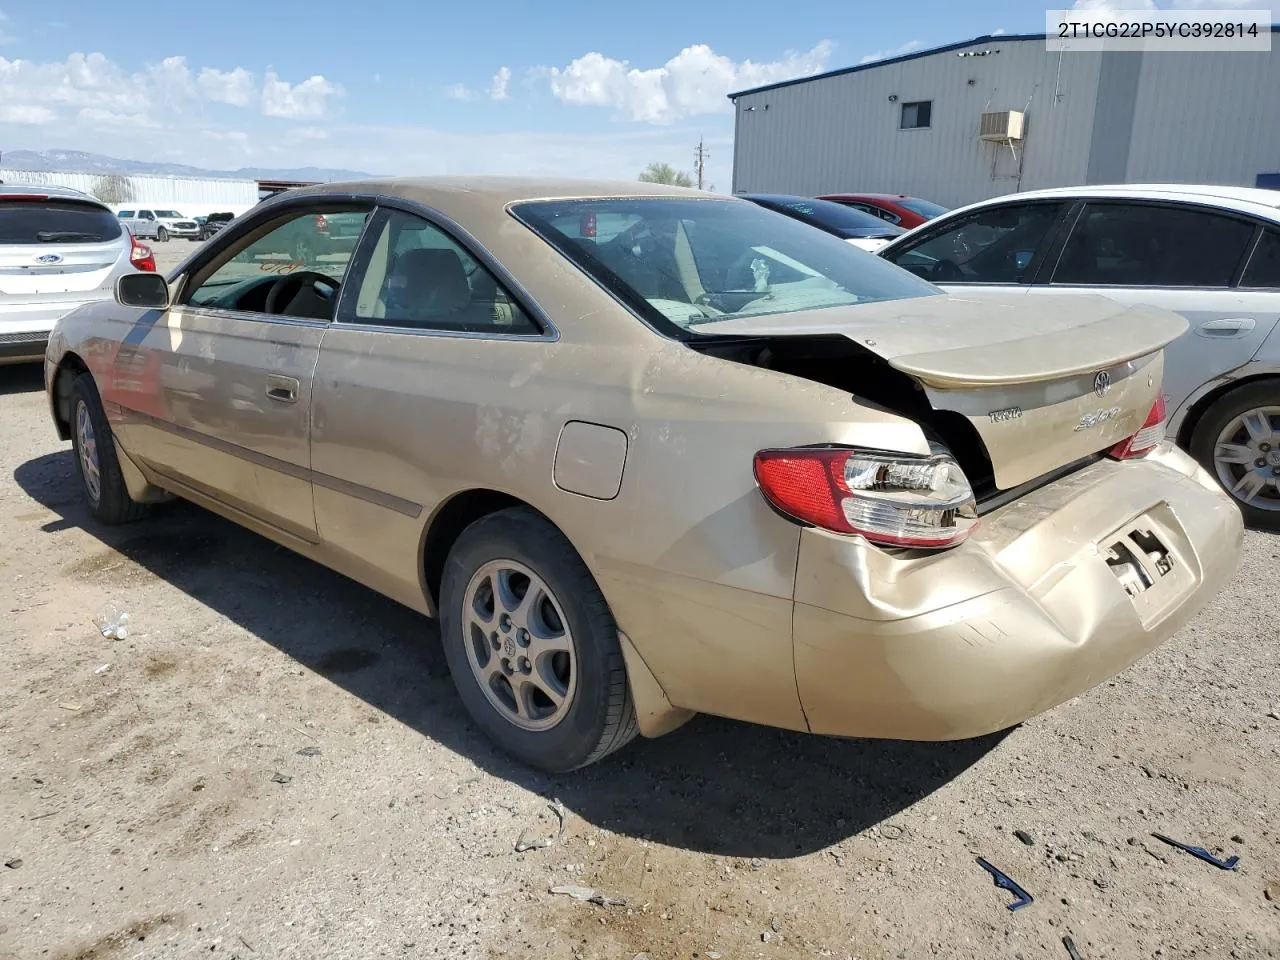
[{"xmin": 1093, "ymin": 371, "xmax": 1112, "ymax": 397}]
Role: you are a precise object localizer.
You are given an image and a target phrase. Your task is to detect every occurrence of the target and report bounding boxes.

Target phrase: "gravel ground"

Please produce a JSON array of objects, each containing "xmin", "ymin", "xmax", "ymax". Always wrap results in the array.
[{"xmin": 1, "ymin": 248, "xmax": 1278, "ymax": 959}]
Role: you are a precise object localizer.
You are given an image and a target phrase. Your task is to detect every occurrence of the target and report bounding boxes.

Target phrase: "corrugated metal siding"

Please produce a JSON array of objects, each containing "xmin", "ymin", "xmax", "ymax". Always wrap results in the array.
[
  {"xmin": 1124, "ymin": 51, "xmax": 1280, "ymax": 186},
  {"xmin": 731, "ymin": 37, "xmax": 1103, "ymax": 208},
  {"xmin": 0, "ymin": 169, "xmax": 259, "ymax": 211}
]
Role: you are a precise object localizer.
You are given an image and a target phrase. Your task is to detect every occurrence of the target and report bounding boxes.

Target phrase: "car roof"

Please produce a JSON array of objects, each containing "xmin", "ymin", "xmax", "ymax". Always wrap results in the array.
[
  {"xmin": 822, "ymin": 193, "xmax": 917, "ymax": 203},
  {"xmin": 277, "ymin": 175, "xmax": 723, "ymax": 208},
  {"xmin": 0, "ymin": 183, "xmax": 106, "ymax": 204},
  {"xmin": 952, "ymin": 183, "xmax": 1280, "ymax": 218}
]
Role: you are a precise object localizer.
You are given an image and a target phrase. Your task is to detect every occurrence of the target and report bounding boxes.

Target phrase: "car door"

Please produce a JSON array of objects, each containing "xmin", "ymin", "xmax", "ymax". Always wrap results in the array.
[
  {"xmin": 1025, "ymin": 200, "xmax": 1278, "ymax": 415},
  {"xmin": 120, "ymin": 203, "xmax": 373, "ymax": 542},
  {"xmin": 880, "ymin": 199, "xmax": 1071, "ymax": 300},
  {"xmin": 310, "ymin": 205, "xmax": 547, "ymax": 610}
]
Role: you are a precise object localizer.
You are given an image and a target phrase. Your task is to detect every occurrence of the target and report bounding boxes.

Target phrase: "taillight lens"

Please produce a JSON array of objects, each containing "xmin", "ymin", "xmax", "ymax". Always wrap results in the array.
[
  {"xmin": 753, "ymin": 446, "xmax": 979, "ymax": 549},
  {"xmin": 130, "ymin": 236, "xmax": 156, "ymax": 272},
  {"xmin": 1109, "ymin": 393, "xmax": 1167, "ymax": 460},
  {"xmin": 581, "ymin": 213, "xmax": 597, "ymax": 238}
]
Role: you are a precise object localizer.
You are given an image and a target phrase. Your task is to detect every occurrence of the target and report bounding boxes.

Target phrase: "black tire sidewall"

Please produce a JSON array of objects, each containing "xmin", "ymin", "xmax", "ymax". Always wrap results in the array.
[
  {"xmin": 439, "ymin": 509, "xmax": 619, "ymax": 772},
  {"xmin": 69, "ymin": 373, "xmax": 145, "ymax": 525},
  {"xmin": 1190, "ymin": 383, "xmax": 1280, "ymax": 530}
]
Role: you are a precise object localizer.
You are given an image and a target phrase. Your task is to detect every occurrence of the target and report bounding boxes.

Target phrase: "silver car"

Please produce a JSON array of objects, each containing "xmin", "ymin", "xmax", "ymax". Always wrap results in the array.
[
  {"xmin": 1, "ymin": 184, "xmax": 154, "ymax": 364},
  {"xmin": 879, "ymin": 184, "xmax": 1280, "ymax": 529}
]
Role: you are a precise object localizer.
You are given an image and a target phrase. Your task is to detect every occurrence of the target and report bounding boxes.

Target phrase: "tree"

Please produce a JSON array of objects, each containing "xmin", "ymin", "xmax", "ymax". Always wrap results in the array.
[
  {"xmin": 92, "ymin": 174, "xmax": 134, "ymax": 205},
  {"xmin": 638, "ymin": 162, "xmax": 693, "ymax": 188}
]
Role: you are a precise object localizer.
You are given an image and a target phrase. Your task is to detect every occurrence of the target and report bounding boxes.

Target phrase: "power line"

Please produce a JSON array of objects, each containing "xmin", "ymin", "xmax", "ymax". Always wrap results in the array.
[{"xmin": 693, "ymin": 137, "xmax": 709, "ymax": 190}]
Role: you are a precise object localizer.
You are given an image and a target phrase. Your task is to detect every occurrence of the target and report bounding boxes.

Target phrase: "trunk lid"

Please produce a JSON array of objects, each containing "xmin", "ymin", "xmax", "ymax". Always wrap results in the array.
[
  {"xmin": 697, "ymin": 293, "xmax": 1186, "ymax": 489},
  {"xmin": 0, "ymin": 240, "xmax": 127, "ymax": 302}
]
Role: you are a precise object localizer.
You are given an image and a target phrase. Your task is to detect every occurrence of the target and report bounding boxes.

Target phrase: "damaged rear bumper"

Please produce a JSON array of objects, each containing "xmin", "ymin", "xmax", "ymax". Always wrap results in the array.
[{"xmin": 792, "ymin": 444, "xmax": 1243, "ymax": 740}]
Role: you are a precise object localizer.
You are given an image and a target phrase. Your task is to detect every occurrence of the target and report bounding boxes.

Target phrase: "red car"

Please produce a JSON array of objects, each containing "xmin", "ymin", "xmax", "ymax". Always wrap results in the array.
[{"xmin": 817, "ymin": 193, "xmax": 949, "ymax": 230}]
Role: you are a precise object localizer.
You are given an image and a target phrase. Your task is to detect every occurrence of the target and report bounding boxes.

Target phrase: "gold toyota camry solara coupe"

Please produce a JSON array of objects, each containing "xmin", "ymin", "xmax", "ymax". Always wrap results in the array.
[{"xmin": 44, "ymin": 178, "xmax": 1244, "ymax": 772}]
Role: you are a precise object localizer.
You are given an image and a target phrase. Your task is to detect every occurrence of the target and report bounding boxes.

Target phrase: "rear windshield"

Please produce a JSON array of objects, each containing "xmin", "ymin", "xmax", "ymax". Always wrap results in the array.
[
  {"xmin": 0, "ymin": 200, "xmax": 123, "ymax": 245},
  {"xmin": 757, "ymin": 196, "xmax": 897, "ymax": 233},
  {"xmin": 899, "ymin": 198, "xmax": 949, "ymax": 219},
  {"xmin": 514, "ymin": 197, "xmax": 937, "ymax": 337}
]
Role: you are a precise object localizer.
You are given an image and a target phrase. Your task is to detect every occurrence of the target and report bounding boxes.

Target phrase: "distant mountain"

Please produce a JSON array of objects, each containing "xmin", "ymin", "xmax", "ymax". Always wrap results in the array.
[{"xmin": 0, "ymin": 149, "xmax": 373, "ymax": 183}]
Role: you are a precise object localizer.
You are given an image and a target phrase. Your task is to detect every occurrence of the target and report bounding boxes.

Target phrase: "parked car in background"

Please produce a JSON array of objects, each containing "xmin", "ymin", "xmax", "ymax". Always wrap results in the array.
[
  {"xmin": 199, "ymin": 212, "xmax": 235, "ymax": 241},
  {"xmin": 739, "ymin": 193, "xmax": 905, "ymax": 251},
  {"xmin": 45, "ymin": 177, "xmax": 1242, "ymax": 772},
  {"xmin": 116, "ymin": 208, "xmax": 200, "ymax": 242},
  {"xmin": 878, "ymin": 183, "xmax": 1280, "ymax": 528},
  {"xmin": 1, "ymin": 184, "xmax": 154, "ymax": 364},
  {"xmin": 819, "ymin": 193, "xmax": 950, "ymax": 230}
]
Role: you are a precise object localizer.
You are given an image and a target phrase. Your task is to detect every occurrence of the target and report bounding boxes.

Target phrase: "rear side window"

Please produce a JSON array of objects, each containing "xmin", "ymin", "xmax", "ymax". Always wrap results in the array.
[
  {"xmin": 1241, "ymin": 228, "xmax": 1280, "ymax": 288},
  {"xmin": 1052, "ymin": 203, "xmax": 1254, "ymax": 287},
  {"xmin": 117, "ymin": 210, "xmax": 135, "ymax": 218},
  {"xmin": 0, "ymin": 200, "xmax": 123, "ymax": 244}
]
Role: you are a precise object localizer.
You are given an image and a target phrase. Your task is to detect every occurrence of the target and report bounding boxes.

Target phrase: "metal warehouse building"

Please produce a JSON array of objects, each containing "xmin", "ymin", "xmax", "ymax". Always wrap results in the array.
[
  {"xmin": 0, "ymin": 169, "xmax": 265, "ymax": 218},
  {"xmin": 727, "ymin": 30, "xmax": 1280, "ymax": 209}
]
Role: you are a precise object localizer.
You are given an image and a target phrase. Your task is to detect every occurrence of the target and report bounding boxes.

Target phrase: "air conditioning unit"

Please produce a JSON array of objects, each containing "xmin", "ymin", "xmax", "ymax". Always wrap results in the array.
[{"xmin": 979, "ymin": 110, "xmax": 1025, "ymax": 141}]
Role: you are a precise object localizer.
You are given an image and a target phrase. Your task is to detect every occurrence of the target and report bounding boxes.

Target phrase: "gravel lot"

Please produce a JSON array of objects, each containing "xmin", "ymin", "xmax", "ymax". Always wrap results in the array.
[{"xmin": 1, "ymin": 243, "xmax": 1278, "ymax": 960}]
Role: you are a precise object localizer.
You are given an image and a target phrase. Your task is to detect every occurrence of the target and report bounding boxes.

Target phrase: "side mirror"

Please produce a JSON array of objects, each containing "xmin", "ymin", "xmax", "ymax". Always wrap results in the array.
[{"xmin": 116, "ymin": 272, "xmax": 171, "ymax": 309}]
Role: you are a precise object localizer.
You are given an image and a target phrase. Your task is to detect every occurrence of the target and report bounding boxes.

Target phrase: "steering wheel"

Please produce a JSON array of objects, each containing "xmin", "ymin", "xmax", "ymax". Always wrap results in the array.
[
  {"xmin": 264, "ymin": 270, "xmax": 339, "ymax": 316},
  {"xmin": 930, "ymin": 259, "xmax": 965, "ymax": 282}
]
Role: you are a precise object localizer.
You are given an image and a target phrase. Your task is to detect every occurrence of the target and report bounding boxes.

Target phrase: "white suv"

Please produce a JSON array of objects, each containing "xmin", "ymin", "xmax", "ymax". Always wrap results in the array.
[
  {"xmin": 116, "ymin": 207, "xmax": 201, "ymax": 242},
  {"xmin": 1, "ymin": 185, "xmax": 156, "ymax": 363}
]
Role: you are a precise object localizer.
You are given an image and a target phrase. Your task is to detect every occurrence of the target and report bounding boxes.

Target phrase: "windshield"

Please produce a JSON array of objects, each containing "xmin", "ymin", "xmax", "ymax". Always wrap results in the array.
[
  {"xmin": 899, "ymin": 198, "xmax": 949, "ymax": 219},
  {"xmin": 155, "ymin": 210, "xmax": 183, "ymax": 218},
  {"xmin": 0, "ymin": 200, "xmax": 123, "ymax": 244},
  {"xmin": 755, "ymin": 196, "xmax": 897, "ymax": 234},
  {"xmin": 514, "ymin": 197, "xmax": 938, "ymax": 337}
]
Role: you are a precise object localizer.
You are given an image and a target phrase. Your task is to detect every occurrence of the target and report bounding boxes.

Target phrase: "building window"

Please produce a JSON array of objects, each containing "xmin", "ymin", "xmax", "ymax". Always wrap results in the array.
[{"xmin": 900, "ymin": 100, "xmax": 932, "ymax": 129}]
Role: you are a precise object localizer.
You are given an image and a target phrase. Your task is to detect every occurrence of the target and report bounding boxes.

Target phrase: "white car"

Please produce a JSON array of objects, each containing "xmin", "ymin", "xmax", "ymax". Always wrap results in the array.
[
  {"xmin": 878, "ymin": 184, "xmax": 1280, "ymax": 528},
  {"xmin": 1, "ymin": 185, "xmax": 156, "ymax": 363},
  {"xmin": 116, "ymin": 207, "xmax": 201, "ymax": 242}
]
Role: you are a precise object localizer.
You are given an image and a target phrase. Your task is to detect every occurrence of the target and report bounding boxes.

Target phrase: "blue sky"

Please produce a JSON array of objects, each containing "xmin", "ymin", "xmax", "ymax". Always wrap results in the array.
[{"xmin": 0, "ymin": 0, "xmax": 1268, "ymax": 185}]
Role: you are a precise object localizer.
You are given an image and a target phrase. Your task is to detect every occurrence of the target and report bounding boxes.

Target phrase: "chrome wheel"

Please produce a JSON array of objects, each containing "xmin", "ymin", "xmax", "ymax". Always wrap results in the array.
[
  {"xmin": 75, "ymin": 399, "xmax": 102, "ymax": 504},
  {"xmin": 462, "ymin": 559, "xmax": 576, "ymax": 731},
  {"xmin": 1213, "ymin": 405, "xmax": 1280, "ymax": 513}
]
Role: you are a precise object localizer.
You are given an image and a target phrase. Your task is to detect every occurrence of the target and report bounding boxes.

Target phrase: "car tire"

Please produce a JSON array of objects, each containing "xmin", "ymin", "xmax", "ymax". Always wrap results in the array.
[
  {"xmin": 438, "ymin": 507, "xmax": 637, "ymax": 772},
  {"xmin": 156, "ymin": 227, "xmax": 169, "ymax": 242},
  {"xmin": 1189, "ymin": 381, "xmax": 1280, "ymax": 531},
  {"xmin": 70, "ymin": 373, "xmax": 149, "ymax": 526}
]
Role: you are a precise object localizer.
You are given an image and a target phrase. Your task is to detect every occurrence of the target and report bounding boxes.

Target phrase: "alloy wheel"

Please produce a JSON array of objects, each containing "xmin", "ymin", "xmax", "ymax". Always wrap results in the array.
[{"xmin": 1212, "ymin": 405, "xmax": 1280, "ymax": 513}]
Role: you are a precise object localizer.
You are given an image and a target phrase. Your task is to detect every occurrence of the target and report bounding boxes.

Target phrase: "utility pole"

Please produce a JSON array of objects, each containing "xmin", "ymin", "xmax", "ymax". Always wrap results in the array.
[{"xmin": 693, "ymin": 137, "xmax": 709, "ymax": 190}]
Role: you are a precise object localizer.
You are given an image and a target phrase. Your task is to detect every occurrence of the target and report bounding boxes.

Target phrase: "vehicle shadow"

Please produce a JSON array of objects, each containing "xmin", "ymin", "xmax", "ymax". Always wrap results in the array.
[
  {"xmin": 15, "ymin": 450, "xmax": 1004, "ymax": 859},
  {"xmin": 1, "ymin": 363, "xmax": 46, "ymax": 396}
]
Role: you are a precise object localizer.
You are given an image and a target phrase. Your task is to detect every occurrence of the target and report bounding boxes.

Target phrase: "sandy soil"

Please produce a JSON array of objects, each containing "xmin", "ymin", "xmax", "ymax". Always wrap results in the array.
[{"xmin": 2, "ymin": 245, "xmax": 1278, "ymax": 959}]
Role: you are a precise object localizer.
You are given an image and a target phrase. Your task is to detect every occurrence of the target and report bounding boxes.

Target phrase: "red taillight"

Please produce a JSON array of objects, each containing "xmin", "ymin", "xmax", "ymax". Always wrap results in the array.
[
  {"xmin": 581, "ymin": 213, "xmax": 597, "ymax": 238},
  {"xmin": 753, "ymin": 446, "xmax": 979, "ymax": 549},
  {"xmin": 315, "ymin": 214, "xmax": 330, "ymax": 234},
  {"xmin": 130, "ymin": 236, "xmax": 156, "ymax": 272},
  {"xmin": 0, "ymin": 194, "xmax": 50, "ymax": 202},
  {"xmin": 1109, "ymin": 393, "xmax": 1167, "ymax": 460}
]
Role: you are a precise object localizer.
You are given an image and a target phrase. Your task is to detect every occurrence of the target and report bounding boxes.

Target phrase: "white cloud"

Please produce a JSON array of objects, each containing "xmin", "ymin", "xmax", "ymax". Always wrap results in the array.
[
  {"xmin": 292, "ymin": 126, "xmax": 330, "ymax": 141},
  {"xmin": 77, "ymin": 107, "xmax": 158, "ymax": 128},
  {"xmin": 201, "ymin": 129, "xmax": 249, "ymax": 142},
  {"xmin": 489, "ymin": 66, "xmax": 511, "ymax": 101},
  {"xmin": 260, "ymin": 70, "xmax": 342, "ymax": 119},
  {"xmin": 540, "ymin": 41, "xmax": 833, "ymax": 124},
  {"xmin": 992, "ymin": 28, "xmax": 1007, "ymax": 36},
  {"xmin": 198, "ymin": 66, "xmax": 256, "ymax": 107},
  {"xmin": 445, "ymin": 82, "xmax": 474, "ymax": 101},
  {"xmin": 0, "ymin": 103, "xmax": 55, "ymax": 124},
  {"xmin": 859, "ymin": 40, "xmax": 924, "ymax": 65}
]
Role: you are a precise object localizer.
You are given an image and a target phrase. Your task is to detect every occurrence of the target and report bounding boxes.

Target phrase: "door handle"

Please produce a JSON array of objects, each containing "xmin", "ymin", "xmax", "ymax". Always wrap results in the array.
[
  {"xmin": 1197, "ymin": 317, "xmax": 1256, "ymax": 336},
  {"xmin": 265, "ymin": 374, "xmax": 299, "ymax": 403}
]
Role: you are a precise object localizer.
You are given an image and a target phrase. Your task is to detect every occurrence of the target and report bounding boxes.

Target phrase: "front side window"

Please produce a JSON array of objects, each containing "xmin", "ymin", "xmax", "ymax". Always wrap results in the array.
[
  {"xmin": 884, "ymin": 202, "xmax": 1063, "ymax": 284},
  {"xmin": 185, "ymin": 208, "xmax": 370, "ymax": 319},
  {"xmin": 0, "ymin": 200, "xmax": 123, "ymax": 245},
  {"xmin": 155, "ymin": 210, "xmax": 182, "ymax": 219},
  {"xmin": 348, "ymin": 209, "xmax": 537, "ymax": 334},
  {"xmin": 1052, "ymin": 202, "xmax": 1255, "ymax": 287},
  {"xmin": 900, "ymin": 100, "xmax": 932, "ymax": 129},
  {"xmin": 139, "ymin": 210, "xmax": 155, "ymax": 220},
  {"xmin": 1241, "ymin": 228, "xmax": 1280, "ymax": 288},
  {"xmin": 514, "ymin": 197, "xmax": 938, "ymax": 337},
  {"xmin": 898, "ymin": 198, "xmax": 948, "ymax": 220}
]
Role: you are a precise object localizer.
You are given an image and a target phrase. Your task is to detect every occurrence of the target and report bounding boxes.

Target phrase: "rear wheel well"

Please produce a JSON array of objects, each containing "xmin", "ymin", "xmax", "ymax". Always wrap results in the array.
[
  {"xmin": 51, "ymin": 352, "xmax": 90, "ymax": 440},
  {"xmin": 422, "ymin": 489, "xmax": 529, "ymax": 609},
  {"xmin": 1177, "ymin": 374, "xmax": 1280, "ymax": 448}
]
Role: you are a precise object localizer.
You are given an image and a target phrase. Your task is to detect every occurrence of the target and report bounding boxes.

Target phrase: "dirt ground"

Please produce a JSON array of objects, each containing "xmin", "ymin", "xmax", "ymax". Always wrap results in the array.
[{"xmin": 2, "ymin": 244, "xmax": 1278, "ymax": 959}]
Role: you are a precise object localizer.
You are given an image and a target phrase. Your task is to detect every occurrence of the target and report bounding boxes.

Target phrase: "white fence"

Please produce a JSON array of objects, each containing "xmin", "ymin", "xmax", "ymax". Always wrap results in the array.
[{"xmin": 0, "ymin": 168, "xmax": 259, "ymax": 217}]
